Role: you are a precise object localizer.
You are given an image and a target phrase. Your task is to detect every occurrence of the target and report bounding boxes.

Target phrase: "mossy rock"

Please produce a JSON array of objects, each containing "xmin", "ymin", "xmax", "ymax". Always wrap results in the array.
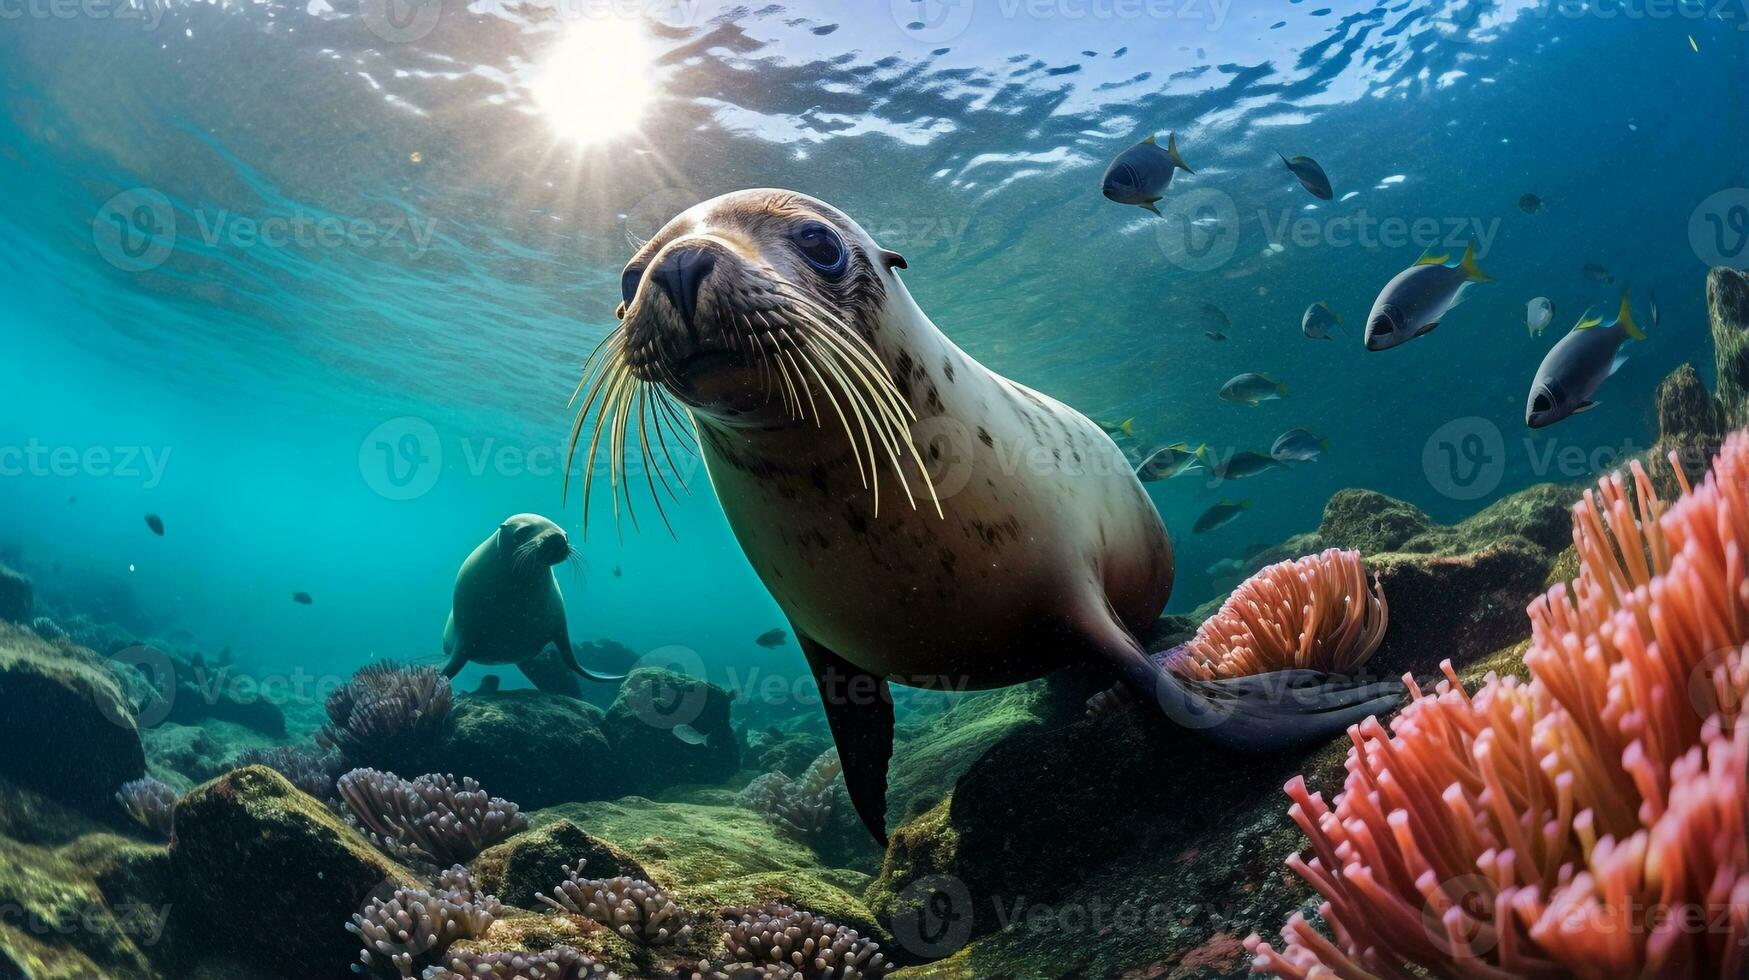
[
  {"xmin": 888, "ymin": 685, "xmax": 1049, "ymax": 826},
  {"xmin": 167, "ymin": 766, "xmax": 421, "ymax": 978},
  {"xmin": 0, "ymin": 832, "xmax": 164, "ymax": 980},
  {"xmin": 603, "ymin": 668, "xmax": 741, "ymax": 796},
  {"xmin": 541, "ymin": 797, "xmax": 818, "ymax": 889},
  {"xmin": 1710, "ymin": 266, "xmax": 1749, "ymax": 427},
  {"xmin": 1318, "ymin": 490, "xmax": 1435, "ymax": 552},
  {"xmin": 750, "ymin": 731, "xmax": 830, "ymax": 777},
  {"xmin": 0, "ymin": 562, "xmax": 32, "ymax": 624},
  {"xmin": 415, "ymin": 689, "xmax": 624, "ymax": 809},
  {"xmin": 0, "ymin": 623, "xmax": 146, "ymax": 815},
  {"xmin": 681, "ymin": 869, "xmax": 886, "ymax": 942},
  {"xmin": 470, "ymin": 817, "xmax": 649, "ymax": 909},
  {"xmin": 1366, "ymin": 537, "xmax": 1548, "ymax": 680}
]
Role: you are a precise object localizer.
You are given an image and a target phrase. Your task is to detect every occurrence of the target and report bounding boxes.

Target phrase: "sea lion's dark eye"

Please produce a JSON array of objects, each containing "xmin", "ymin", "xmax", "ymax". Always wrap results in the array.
[
  {"xmin": 621, "ymin": 267, "xmax": 643, "ymax": 304},
  {"xmin": 790, "ymin": 221, "xmax": 848, "ymax": 277}
]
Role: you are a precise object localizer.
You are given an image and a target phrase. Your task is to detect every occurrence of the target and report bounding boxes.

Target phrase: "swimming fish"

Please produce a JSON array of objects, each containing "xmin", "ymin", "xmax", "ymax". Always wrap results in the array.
[
  {"xmin": 1582, "ymin": 263, "xmax": 1614, "ymax": 284},
  {"xmin": 1649, "ymin": 289, "xmax": 1660, "ymax": 332},
  {"xmin": 144, "ymin": 514, "xmax": 164, "ymax": 536},
  {"xmin": 1101, "ymin": 133, "xmax": 1195, "ymax": 216},
  {"xmin": 1525, "ymin": 290, "xmax": 1645, "ymax": 429},
  {"xmin": 756, "ymin": 628, "xmax": 788, "ymax": 648},
  {"xmin": 1525, "ymin": 296, "xmax": 1555, "ymax": 337},
  {"xmin": 1211, "ymin": 451, "xmax": 1286, "ymax": 480},
  {"xmin": 1279, "ymin": 153, "xmax": 1333, "ymax": 200},
  {"xmin": 670, "ymin": 724, "xmax": 709, "ymax": 746},
  {"xmin": 612, "ymin": 565, "xmax": 622, "ymax": 578},
  {"xmin": 1135, "ymin": 443, "xmax": 1207, "ymax": 482},
  {"xmin": 1193, "ymin": 499, "xmax": 1251, "ymax": 533},
  {"xmin": 1095, "ymin": 417, "xmax": 1137, "ymax": 438},
  {"xmin": 1205, "ymin": 330, "xmax": 1227, "ymax": 341},
  {"xmin": 1301, "ymin": 301, "xmax": 1342, "ymax": 340},
  {"xmin": 1269, "ymin": 428, "xmax": 1329, "ymax": 462},
  {"xmin": 1194, "ymin": 301, "xmax": 1232, "ymax": 335},
  {"xmin": 1518, "ymin": 193, "xmax": 1545, "ymax": 213},
  {"xmin": 1219, "ymin": 373, "xmax": 1288, "ymax": 405},
  {"xmin": 1364, "ymin": 242, "xmax": 1496, "ymax": 351},
  {"xmin": 292, "ymin": 592, "xmax": 313, "ymax": 605}
]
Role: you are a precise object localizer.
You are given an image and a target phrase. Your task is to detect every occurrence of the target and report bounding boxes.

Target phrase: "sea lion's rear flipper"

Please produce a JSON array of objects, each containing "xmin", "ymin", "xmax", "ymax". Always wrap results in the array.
[
  {"xmin": 518, "ymin": 645, "xmax": 585, "ymax": 699},
  {"xmin": 552, "ymin": 633, "xmax": 628, "ymax": 684},
  {"xmin": 800, "ymin": 635, "xmax": 893, "ymax": 847}
]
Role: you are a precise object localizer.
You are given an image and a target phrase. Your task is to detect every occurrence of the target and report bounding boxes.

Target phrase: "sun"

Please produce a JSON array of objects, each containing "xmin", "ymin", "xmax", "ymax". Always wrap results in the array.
[{"xmin": 531, "ymin": 18, "xmax": 657, "ymax": 146}]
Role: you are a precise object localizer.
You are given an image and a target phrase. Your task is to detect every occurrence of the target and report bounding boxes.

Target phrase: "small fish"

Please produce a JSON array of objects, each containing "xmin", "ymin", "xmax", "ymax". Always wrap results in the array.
[
  {"xmin": 1526, "ymin": 290, "xmax": 1645, "ymax": 429},
  {"xmin": 1194, "ymin": 301, "xmax": 1232, "ymax": 335},
  {"xmin": 1095, "ymin": 417, "xmax": 1138, "ymax": 439},
  {"xmin": 1135, "ymin": 443, "xmax": 1207, "ymax": 482},
  {"xmin": 670, "ymin": 724, "xmax": 708, "ymax": 746},
  {"xmin": 1688, "ymin": 34, "xmax": 1698, "ymax": 51},
  {"xmin": 1364, "ymin": 242, "xmax": 1496, "ymax": 351},
  {"xmin": 1649, "ymin": 290, "xmax": 1660, "ymax": 332},
  {"xmin": 1525, "ymin": 296, "xmax": 1555, "ymax": 337},
  {"xmin": 1301, "ymin": 302, "xmax": 1342, "ymax": 340},
  {"xmin": 1204, "ymin": 330, "xmax": 1227, "ymax": 341},
  {"xmin": 1101, "ymin": 133, "xmax": 1195, "ymax": 216},
  {"xmin": 292, "ymin": 592, "xmax": 313, "ymax": 605},
  {"xmin": 144, "ymin": 514, "xmax": 164, "ymax": 536},
  {"xmin": 612, "ymin": 565, "xmax": 622, "ymax": 578},
  {"xmin": 1270, "ymin": 428, "xmax": 1329, "ymax": 463},
  {"xmin": 1219, "ymin": 373, "xmax": 1288, "ymax": 405},
  {"xmin": 1518, "ymin": 193, "xmax": 1545, "ymax": 214},
  {"xmin": 1582, "ymin": 263, "xmax": 1614, "ymax": 284},
  {"xmin": 1279, "ymin": 153, "xmax": 1333, "ymax": 200},
  {"xmin": 1193, "ymin": 499, "xmax": 1251, "ymax": 534},
  {"xmin": 1211, "ymin": 451, "xmax": 1287, "ymax": 480},
  {"xmin": 755, "ymin": 628, "xmax": 788, "ymax": 648}
]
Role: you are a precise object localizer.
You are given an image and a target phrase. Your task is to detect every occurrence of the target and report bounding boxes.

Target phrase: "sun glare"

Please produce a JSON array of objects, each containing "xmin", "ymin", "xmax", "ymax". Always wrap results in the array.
[{"xmin": 531, "ymin": 19, "xmax": 656, "ymax": 146}]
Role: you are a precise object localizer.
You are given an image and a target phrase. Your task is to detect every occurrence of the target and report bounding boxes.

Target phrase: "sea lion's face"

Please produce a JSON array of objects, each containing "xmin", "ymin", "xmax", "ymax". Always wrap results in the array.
[
  {"xmin": 497, "ymin": 513, "xmax": 571, "ymax": 569},
  {"xmin": 613, "ymin": 189, "xmax": 906, "ymax": 424}
]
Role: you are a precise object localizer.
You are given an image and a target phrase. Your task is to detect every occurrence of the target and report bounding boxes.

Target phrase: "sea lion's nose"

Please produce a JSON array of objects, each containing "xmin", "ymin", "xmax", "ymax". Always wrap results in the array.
[{"xmin": 651, "ymin": 244, "xmax": 716, "ymax": 328}]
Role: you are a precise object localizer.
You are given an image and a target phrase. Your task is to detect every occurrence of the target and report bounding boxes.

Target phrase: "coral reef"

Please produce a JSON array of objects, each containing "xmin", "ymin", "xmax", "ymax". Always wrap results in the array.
[
  {"xmin": 115, "ymin": 777, "xmax": 178, "ymax": 839},
  {"xmin": 738, "ymin": 749, "xmax": 843, "ymax": 840},
  {"xmin": 230, "ymin": 745, "xmax": 342, "ymax": 799},
  {"xmin": 421, "ymin": 945, "xmax": 608, "ymax": 979},
  {"xmin": 1167, "ymin": 549, "xmax": 1386, "ymax": 681},
  {"xmin": 29, "ymin": 614, "xmax": 64, "ymax": 642},
  {"xmin": 168, "ymin": 766, "xmax": 423, "ymax": 976},
  {"xmin": 337, "ymin": 768, "xmax": 529, "ymax": 866},
  {"xmin": 720, "ymin": 902, "xmax": 891, "ymax": 979},
  {"xmin": 538, "ymin": 860, "xmax": 693, "ymax": 945},
  {"xmin": 0, "ymin": 561, "xmax": 32, "ymax": 624},
  {"xmin": 321, "ymin": 662, "xmax": 455, "ymax": 768},
  {"xmin": 349, "ymin": 866, "xmax": 503, "ymax": 978},
  {"xmin": 0, "ymin": 622, "xmax": 146, "ymax": 813},
  {"xmin": 603, "ymin": 668, "xmax": 741, "ymax": 795},
  {"xmin": 1247, "ymin": 434, "xmax": 1749, "ymax": 978}
]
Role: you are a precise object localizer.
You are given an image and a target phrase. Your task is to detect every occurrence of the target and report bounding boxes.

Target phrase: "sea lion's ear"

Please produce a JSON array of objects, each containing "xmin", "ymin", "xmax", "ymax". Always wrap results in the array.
[{"xmin": 879, "ymin": 249, "xmax": 907, "ymax": 272}]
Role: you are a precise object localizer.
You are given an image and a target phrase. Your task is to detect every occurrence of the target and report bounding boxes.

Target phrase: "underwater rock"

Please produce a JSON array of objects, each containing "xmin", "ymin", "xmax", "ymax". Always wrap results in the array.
[
  {"xmin": 0, "ymin": 623, "xmax": 146, "ymax": 815},
  {"xmin": 603, "ymin": 668, "xmax": 740, "ymax": 796},
  {"xmin": 1655, "ymin": 363, "xmax": 1726, "ymax": 486},
  {"xmin": 885, "ymin": 684, "xmax": 1052, "ymax": 825},
  {"xmin": 0, "ymin": 819, "xmax": 169, "ymax": 980},
  {"xmin": 468, "ymin": 818, "xmax": 649, "ymax": 909},
  {"xmin": 159, "ymin": 653, "xmax": 287, "ymax": 738},
  {"xmin": 420, "ymin": 690, "xmax": 624, "ymax": 809},
  {"xmin": 1710, "ymin": 266, "xmax": 1749, "ymax": 427},
  {"xmin": 167, "ymin": 766, "xmax": 422, "ymax": 978},
  {"xmin": 0, "ymin": 562, "xmax": 33, "ymax": 624},
  {"xmin": 1315, "ymin": 489, "xmax": 1435, "ymax": 553},
  {"xmin": 750, "ymin": 730, "xmax": 830, "ymax": 778},
  {"xmin": 1364, "ymin": 537, "xmax": 1552, "ymax": 680}
]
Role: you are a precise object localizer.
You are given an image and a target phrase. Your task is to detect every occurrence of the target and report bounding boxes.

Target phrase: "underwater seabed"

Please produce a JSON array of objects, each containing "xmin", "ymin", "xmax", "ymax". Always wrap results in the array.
[{"xmin": 1, "ymin": 267, "xmax": 1746, "ymax": 980}]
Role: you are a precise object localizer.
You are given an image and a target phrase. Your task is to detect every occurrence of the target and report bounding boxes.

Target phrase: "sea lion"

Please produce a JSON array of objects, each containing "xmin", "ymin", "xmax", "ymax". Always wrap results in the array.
[
  {"xmin": 442, "ymin": 514, "xmax": 622, "ymax": 695},
  {"xmin": 568, "ymin": 190, "xmax": 1397, "ymax": 843}
]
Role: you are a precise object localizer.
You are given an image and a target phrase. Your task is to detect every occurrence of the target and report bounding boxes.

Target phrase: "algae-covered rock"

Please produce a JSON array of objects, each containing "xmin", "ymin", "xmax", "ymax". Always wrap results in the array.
[
  {"xmin": 167, "ymin": 766, "xmax": 421, "ymax": 978},
  {"xmin": 0, "ymin": 562, "xmax": 32, "ymax": 625},
  {"xmin": 0, "ymin": 832, "xmax": 166, "ymax": 980},
  {"xmin": 1366, "ymin": 537, "xmax": 1551, "ymax": 679},
  {"xmin": 1710, "ymin": 266, "xmax": 1749, "ymax": 427},
  {"xmin": 887, "ymin": 684, "xmax": 1050, "ymax": 825},
  {"xmin": 750, "ymin": 731, "xmax": 830, "ymax": 777},
  {"xmin": 0, "ymin": 623, "xmax": 146, "ymax": 814},
  {"xmin": 1317, "ymin": 489, "xmax": 1434, "ymax": 552},
  {"xmin": 469, "ymin": 817, "xmax": 648, "ymax": 909},
  {"xmin": 1656, "ymin": 363, "xmax": 1725, "ymax": 456},
  {"xmin": 603, "ymin": 668, "xmax": 740, "ymax": 795},
  {"xmin": 417, "ymin": 690, "xmax": 623, "ymax": 809}
]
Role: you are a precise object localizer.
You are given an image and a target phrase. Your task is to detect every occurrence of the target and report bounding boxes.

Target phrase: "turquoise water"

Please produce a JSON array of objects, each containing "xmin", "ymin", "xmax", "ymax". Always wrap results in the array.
[{"xmin": 0, "ymin": 0, "xmax": 1744, "ymax": 688}]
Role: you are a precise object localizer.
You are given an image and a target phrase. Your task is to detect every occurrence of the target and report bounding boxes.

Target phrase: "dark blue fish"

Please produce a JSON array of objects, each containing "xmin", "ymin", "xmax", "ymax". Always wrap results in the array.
[
  {"xmin": 1101, "ymin": 133, "xmax": 1195, "ymax": 216},
  {"xmin": 1279, "ymin": 153, "xmax": 1333, "ymax": 200},
  {"xmin": 1526, "ymin": 290, "xmax": 1645, "ymax": 429},
  {"xmin": 144, "ymin": 514, "xmax": 164, "ymax": 536},
  {"xmin": 756, "ymin": 628, "xmax": 788, "ymax": 648},
  {"xmin": 292, "ymin": 592, "xmax": 313, "ymax": 605}
]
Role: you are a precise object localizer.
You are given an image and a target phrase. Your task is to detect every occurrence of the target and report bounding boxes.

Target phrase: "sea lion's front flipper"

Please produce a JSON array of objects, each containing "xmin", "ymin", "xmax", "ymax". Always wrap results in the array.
[
  {"xmin": 517, "ymin": 645, "xmax": 585, "ymax": 699},
  {"xmin": 553, "ymin": 633, "xmax": 627, "ymax": 683},
  {"xmin": 800, "ymin": 635, "xmax": 893, "ymax": 847}
]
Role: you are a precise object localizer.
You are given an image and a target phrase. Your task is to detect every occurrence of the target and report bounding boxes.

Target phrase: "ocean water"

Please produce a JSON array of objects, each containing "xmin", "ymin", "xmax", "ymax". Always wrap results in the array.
[{"xmin": 1, "ymin": 0, "xmax": 1748, "ymax": 961}]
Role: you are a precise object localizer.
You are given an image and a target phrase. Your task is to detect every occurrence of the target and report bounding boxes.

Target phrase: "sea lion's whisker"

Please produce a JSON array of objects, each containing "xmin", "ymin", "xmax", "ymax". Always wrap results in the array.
[
  {"xmin": 634, "ymin": 385, "xmax": 678, "ymax": 537},
  {"xmin": 578, "ymin": 366, "xmax": 633, "ymax": 536},
  {"xmin": 805, "ymin": 337, "xmax": 888, "ymax": 514},
  {"xmin": 789, "ymin": 340, "xmax": 871, "ymax": 492},
  {"xmin": 564, "ymin": 344, "xmax": 628, "ymax": 508},
  {"xmin": 806, "ymin": 333, "xmax": 939, "ymax": 517},
  {"xmin": 777, "ymin": 345, "xmax": 822, "ymax": 429}
]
